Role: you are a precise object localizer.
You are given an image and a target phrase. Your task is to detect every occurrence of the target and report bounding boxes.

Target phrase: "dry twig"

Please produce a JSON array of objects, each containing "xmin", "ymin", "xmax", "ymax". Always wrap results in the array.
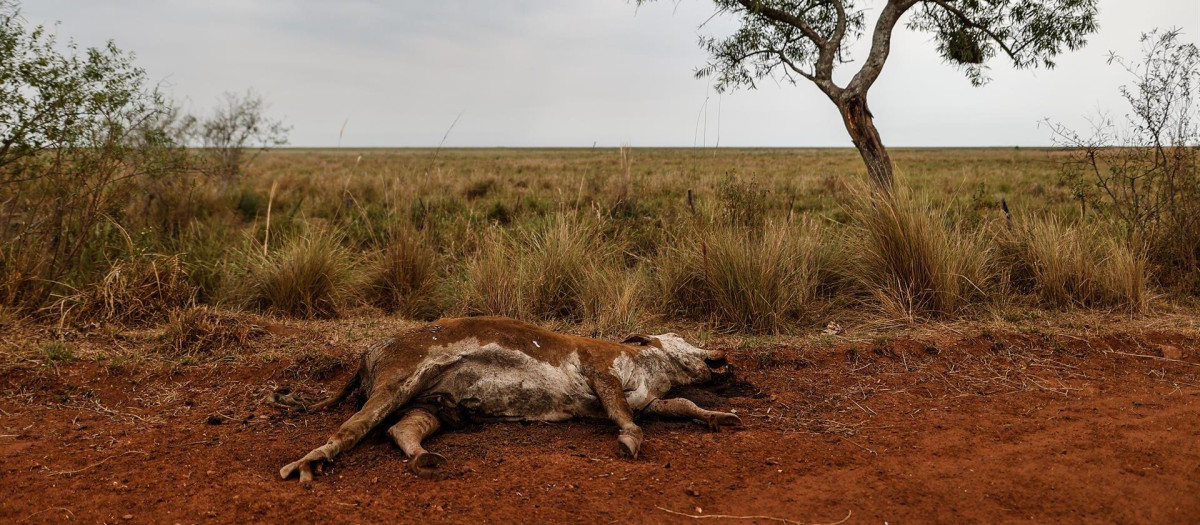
[{"xmin": 49, "ymin": 450, "xmax": 149, "ymax": 476}]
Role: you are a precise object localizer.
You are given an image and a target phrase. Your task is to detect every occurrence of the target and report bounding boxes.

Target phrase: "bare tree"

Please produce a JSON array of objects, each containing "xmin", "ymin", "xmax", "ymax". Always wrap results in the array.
[
  {"xmin": 638, "ymin": 0, "xmax": 1099, "ymax": 192},
  {"xmin": 192, "ymin": 90, "xmax": 290, "ymax": 181}
]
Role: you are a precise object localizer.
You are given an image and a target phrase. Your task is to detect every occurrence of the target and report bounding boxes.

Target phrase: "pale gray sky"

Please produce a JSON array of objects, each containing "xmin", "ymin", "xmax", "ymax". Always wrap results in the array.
[{"xmin": 21, "ymin": 1, "xmax": 1200, "ymax": 147}]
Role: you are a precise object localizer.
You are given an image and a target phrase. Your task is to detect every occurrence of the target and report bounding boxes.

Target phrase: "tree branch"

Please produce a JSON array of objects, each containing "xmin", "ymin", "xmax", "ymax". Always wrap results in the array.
[
  {"xmin": 735, "ymin": 0, "xmax": 826, "ymax": 47},
  {"xmin": 845, "ymin": 0, "xmax": 918, "ymax": 95},
  {"xmin": 815, "ymin": 0, "xmax": 848, "ymax": 81},
  {"xmin": 775, "ymin": 51, "xmax": 818, "ymax": 83}
]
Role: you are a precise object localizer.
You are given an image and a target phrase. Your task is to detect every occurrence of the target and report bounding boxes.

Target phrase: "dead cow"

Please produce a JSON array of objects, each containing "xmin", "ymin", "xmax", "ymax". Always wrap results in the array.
[{"xmin": 279, "ymin": 316, "xmax": 740, "ymax": 482}]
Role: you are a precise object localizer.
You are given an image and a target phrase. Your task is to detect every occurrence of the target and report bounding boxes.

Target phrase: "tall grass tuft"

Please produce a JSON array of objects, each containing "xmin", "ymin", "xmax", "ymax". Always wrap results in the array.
[
  {"xmin": 520, "ymin": 215, "xmax": 603, "ymax": 320},
  {"xmin": 849, "ymin": 188, "xmax": 992, "ymax": 320},
  {"xmin": 655, "ymin": 219, "xmax": 834, "ymax": 333},
  {"xmin": 367, "ymin": 228, "xmax": 443, "ymax": 320},
  {"xmin": 998, "ymin": 217, "xmax": 1148, "ymax": 312},
  {"xmin": 239, "ymin": 230, "xmax": 359, "ymax": 318},
  {"xmin": 458, "ymin": 214, "xmax": 647, "ymax": 330},
  {"xmin": 459, "ymin": 229, "xmax": 526, "ymax": 319},
  {"xmin": 580, "ymin": 264, "xmax": 650, "ymax": 337}
]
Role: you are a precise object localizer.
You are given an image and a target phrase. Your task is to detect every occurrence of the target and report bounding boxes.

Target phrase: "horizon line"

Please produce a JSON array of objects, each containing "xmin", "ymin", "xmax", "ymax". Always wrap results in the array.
[{"xmin": 265, "ymin": 145, "xmax": 1062, "ymax": 150}]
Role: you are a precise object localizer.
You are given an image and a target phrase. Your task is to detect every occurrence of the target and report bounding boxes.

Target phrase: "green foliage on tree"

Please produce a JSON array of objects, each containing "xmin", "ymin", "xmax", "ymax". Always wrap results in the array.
[{"xmin": 0, "ymin": 0, "xmax": 192, "ymax": 308}]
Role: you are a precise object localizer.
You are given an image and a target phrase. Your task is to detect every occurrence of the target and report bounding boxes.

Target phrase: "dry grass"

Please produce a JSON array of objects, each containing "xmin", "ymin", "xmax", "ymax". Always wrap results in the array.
[
  {"xmin": 238, "ymin": 230, "xmax": 359, "ymax": 318},
  {"xmin": 848, "ymin": 187, "xmax": 993, "ymax": 321},
  {"xmin": 3, "ymin": 148, "xmax": 1188, "ymax": 337},
  {"xmin": 519, "ymin": 215, "xmax": 607, "ymax": 321},
  {"xmin": 998, "ymin": 217, "xmax": 1148, "ymax": 312},
  {"xmin": 580, "ymin": 264, "xmax": 650, "ymax": 337},
  {"xmin": 160, "ymin": 306, "xmax": 268, "ymax": 356},
  {"xmin": 459, "ymin": 214, "xmax": 636, "ymax": 327},
  {"xmin": 655, "ymin": 218, "xmax": 834, "ymax": 333},
  {"xmin": 54, "ymin": 254, "xmax": 196, "ymax": 327},
  {"xmin": 459, "ymin": 229, "xmax": 526, "ymax": 318},
  {"xmin": 367, "ymin": 228, "xmax": 443, "ymax": 320}
]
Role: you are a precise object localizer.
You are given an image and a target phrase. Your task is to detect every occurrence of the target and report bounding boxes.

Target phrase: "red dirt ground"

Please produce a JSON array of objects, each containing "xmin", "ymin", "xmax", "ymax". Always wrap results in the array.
[{"xmin": 2, "ymin": 325, "xmax": 1198, "ymax": 524}]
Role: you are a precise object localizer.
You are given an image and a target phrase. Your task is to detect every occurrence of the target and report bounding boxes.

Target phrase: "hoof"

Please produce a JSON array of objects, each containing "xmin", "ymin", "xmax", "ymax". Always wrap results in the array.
[
  {"xmin": 280, "ymin": 449, "xmax": 331, "ymax": 483},
  {"xmin": 617, "ymin": 434, "xmax": 640, "ymax": 460},
  {"xmin": 707, "ymin": 412, "xmax": 742, "ymax": 432},
  {"xmin": 409, "ymin": 452, "xmax": 447, "ymax": 478}
]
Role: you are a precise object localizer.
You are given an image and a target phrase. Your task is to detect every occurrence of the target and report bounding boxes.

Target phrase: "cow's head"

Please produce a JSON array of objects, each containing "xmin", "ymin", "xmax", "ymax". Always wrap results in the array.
[{"xmin": 623, "ymin": 333, "xmax": 731, "ymax": 385}]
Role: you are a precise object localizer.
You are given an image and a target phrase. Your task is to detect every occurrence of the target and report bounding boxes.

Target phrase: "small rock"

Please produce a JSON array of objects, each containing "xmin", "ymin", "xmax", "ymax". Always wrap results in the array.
[{"xmin": 122, "ymin": 515, "xmax": 133, "ymax": 520}]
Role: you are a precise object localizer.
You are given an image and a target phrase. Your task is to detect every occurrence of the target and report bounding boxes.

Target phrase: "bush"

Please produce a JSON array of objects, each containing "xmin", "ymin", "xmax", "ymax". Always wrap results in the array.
[
  {"xmin": 239, "ymin": 231, "xmax": 359, "ymax": 318},
  {"xmin": 1051, "ymin": 29, "xmax": 1200, "ymax": 293},
  {"xmin": 0, "ymin": 3, "xmax": 188, "ymax": 311},
  {"xmin": 186, "ymin": 90, "xmax": 290, "ymax": 181},
  {"xmin": 55, "ymin": 254, "xmax": 196, "ymax": 327}
]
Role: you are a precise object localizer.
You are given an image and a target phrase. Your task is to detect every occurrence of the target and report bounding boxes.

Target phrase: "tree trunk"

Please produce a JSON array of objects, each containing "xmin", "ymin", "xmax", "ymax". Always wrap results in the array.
[{"xmin": 836, "ymin": 93, "xmax": 894, "ymax": 193}]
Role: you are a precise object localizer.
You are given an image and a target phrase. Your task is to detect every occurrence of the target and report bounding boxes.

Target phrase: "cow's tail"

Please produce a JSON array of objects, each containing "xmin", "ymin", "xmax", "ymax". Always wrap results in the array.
[{"xmin": 271, "ymin": 354, "xmax": 366, "ymax": 412}]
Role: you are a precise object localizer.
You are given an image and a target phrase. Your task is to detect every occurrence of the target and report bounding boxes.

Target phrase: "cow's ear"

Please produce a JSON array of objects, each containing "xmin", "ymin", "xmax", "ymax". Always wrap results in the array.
[{"xmin": 622, "ymin": 334, "xmax": 660, "ymax": 347}]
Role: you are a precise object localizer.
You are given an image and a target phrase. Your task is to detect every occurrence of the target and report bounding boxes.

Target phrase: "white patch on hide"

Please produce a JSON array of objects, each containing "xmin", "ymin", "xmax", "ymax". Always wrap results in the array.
[{"xmin": 424, "ymin": 341, "xmax": 599, "ymax": 421}]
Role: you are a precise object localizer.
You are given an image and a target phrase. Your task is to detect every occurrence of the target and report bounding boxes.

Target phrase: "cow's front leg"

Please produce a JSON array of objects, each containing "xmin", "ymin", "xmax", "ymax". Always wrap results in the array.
[
  {"xmin": 644, "ymin": 397, "xmax": 741, "ymax": 431},
  {"xmin": 387, "ymin": 408, "xmax": 446, "ymax": 478},
  {"xmin": 586, "ymin": 371, "xmax": 643, "ymax": 459}
]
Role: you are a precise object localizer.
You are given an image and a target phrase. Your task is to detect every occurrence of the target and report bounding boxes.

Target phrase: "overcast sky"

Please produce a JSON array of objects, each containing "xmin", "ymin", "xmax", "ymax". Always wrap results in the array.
[{"xmin": 20, "ymin": 1, "xmax": 1200, "ymax": 147}]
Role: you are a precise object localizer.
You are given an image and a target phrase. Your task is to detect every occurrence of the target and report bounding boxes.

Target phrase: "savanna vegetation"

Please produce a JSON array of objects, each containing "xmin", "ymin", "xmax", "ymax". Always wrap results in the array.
[{"xmin": 3, "ymin": 142, "xmax": 1192, "ymax": 337}]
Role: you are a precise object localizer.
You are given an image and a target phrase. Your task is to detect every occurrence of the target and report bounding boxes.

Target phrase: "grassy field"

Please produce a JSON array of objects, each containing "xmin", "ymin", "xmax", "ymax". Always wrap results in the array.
[{"xmin": 3, "ymin": 146, "xmax": 1190, "ymax": 342}]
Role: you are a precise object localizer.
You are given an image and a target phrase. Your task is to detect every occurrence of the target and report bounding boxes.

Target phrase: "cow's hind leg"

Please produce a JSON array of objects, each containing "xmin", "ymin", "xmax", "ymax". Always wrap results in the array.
[
  {"xmin": 644, "ymin": 398, "xmax": 741, "ymax": 431},
  {"xmin": 280, "ymin": 361, "xmax": 455, "ymax": 483},
  {"xmin": 387, "ymin": 408, "xmax": 446, "ymax": 478}
]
